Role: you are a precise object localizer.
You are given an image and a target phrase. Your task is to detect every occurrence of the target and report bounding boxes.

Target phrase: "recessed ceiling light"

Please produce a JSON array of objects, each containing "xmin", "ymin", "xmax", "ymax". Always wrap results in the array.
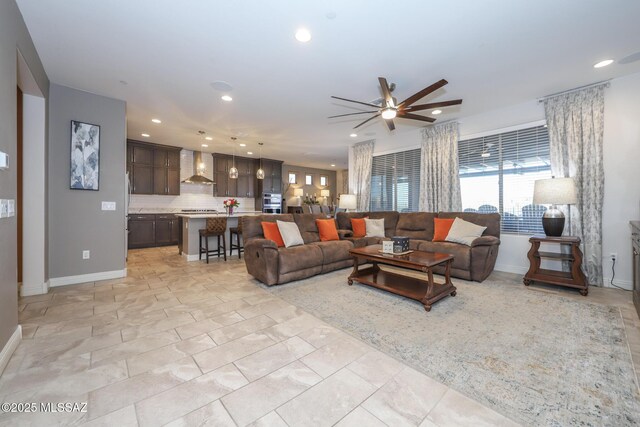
[
  {"xmin": 295, "ymin": 28, "xmax": 311, "ymax": 43},
  {"xmin": 141, "ymin": 133, "xmax": 150, "ymax": 137},
  {"xmin": 151, "ymin": 118, "xmax": 162, "ymax": 124},
  {"xmin": 247, "ymin": 151, "xmax": 253, "ymax": 155},
  {"xmin": 202, "ymin": 144, "xmax": 208, "ymax": 147},
  {"xmin": 221, "ymin": 95, "xmax": 233, "ymax": 102},
  {"xmin": 331, "ymin": 164, "xmax": 336, "ymax": 167},
  {"xmin": 205, "ymin": 136, "xmax": 213, "ymax": 141},
  {"xmin": 239, "ymin": 143, "xmax": 246, "ymax": 147},
  {"xmin": 431, "ymin": 110, "xmax": 442, "ymax": 115},
  {"xmin": 350, "ymin": 133, "xmax": 357, "ymax": 138},
  {"xmin": 593, "ymin": 59, "xmax": 614, "ymax": 68}
]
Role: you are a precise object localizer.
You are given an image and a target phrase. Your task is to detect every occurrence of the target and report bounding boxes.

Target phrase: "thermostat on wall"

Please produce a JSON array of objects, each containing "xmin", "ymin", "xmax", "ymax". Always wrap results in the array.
[{"xmin": 0, "ymin": 151, "xmax": 8, "ymax": 170}]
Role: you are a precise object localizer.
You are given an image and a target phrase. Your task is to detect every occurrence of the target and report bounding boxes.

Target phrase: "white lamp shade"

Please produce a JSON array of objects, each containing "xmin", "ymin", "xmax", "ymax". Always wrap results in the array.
[
  {"xmin": 533, "ymin": 177, "xmax": 577, "ymax": 205},
  {"xmin": 293, "ymin": 188, "xmax": 304, "ymax": 197},
  {"xmin": 339, "ymin": 194, "xmax": 357, "ymax": 210},
  {"xmin": 320, "ymin": 189, "xmax": 330, "ymax": 197}
]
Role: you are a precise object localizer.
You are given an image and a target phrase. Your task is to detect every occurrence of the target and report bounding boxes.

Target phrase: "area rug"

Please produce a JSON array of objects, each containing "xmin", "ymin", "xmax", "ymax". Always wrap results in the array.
[{"xmin": 264, "ymin": 268, "xmax": 640, "ymax": 426}]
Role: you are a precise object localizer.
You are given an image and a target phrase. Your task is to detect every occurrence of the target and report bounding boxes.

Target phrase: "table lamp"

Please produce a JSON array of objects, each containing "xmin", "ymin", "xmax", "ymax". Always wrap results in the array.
[
  {"xmin": 533, "ymin": 177, "xmax": 577, "ymax": 236},
  {"xmin": 339, "ymin": 194, "xmax": 357, "ymax": 212},
  {"xmin": 293, "ymin": 188, "xmax": 304, "ymax": 206},
  {"xmin": 320, "ymin": 189, "xmax": 330, "ymax": 205}
]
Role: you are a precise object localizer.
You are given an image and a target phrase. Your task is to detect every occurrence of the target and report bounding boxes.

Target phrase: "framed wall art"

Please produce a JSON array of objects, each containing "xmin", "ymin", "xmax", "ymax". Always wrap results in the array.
[{"xmin": 70, "ymin": 120, "xmax": 100, "ymax": 190}]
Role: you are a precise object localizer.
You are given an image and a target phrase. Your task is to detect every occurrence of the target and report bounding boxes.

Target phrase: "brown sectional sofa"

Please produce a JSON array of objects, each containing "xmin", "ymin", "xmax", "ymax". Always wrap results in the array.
[{"xmin": 242, "ymin": 211, "xmax": 500, "ymax": 286}]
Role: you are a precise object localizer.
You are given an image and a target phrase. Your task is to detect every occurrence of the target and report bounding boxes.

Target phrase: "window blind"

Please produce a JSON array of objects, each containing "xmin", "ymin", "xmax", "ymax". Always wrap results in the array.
[
  {"xmin": 458, "ymin": 125, "xmax": 551, "ymax": 234},
  {"xmin": 370, "ymin": 148, "xmax": 421, "ymax": 212}
]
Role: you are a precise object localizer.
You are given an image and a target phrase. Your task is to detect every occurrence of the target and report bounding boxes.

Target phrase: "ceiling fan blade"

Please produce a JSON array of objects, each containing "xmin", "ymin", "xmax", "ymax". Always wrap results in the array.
[
  {"xmin": 354, "ymin": 113, "xmax": 381, "ymax": 129},
  {"xmin": 378, "ymin": 77, "xmax": 393, "ymax": 106},
  {"xmin": 399, "ymin": 112, "xmax": 436, "ymax": 123},
  {"xmin": 404, "ymin": 99, "xmax": 463, "ymax": 112},
  {"xmin": 398, "ymin": 79, "xmax": 448, "ymax": 108},
  {"xmin": 385, "ymin": 119, "xmax": 395, "ymax": 131},
  {"xmin": 328, "ymin": 111, "xmax": 378, "ymax": 119},
  {"xmin": 331, "ymin": 96, "xmax": 381, "ymax": 109}
]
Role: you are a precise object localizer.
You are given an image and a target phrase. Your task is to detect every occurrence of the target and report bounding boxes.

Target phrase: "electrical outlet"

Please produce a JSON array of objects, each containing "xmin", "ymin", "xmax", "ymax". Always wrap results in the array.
[
  {"xmin": 610, "ymin": 253, "xmax": 617, "ymax": 261},
  {"xmin": 82, "ymin": 250, "xmax": 90, "ymax": 260},
  {"xmin": 0, "ymin": 199, "xmax": 8, "ymax": 218},
  {"xmin": 101, "ymin": 201, "xmax": 116, "ymax": 211}
]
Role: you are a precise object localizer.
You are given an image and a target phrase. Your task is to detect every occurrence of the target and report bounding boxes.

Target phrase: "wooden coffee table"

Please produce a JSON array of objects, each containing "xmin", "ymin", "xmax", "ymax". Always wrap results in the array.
[{"xmin": 348, "ymin": 245, "xmax": 456, "ymax": 312}]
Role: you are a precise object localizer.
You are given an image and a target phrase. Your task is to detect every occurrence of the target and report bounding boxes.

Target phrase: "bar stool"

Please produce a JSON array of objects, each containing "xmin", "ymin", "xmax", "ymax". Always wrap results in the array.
[
  {"xmin": 229, "ymin": 218, "xmax": 244, "ymax": 259},
  {"xmin": 199, "ymin": 217, "xmax": 227, "ymax": 263}
]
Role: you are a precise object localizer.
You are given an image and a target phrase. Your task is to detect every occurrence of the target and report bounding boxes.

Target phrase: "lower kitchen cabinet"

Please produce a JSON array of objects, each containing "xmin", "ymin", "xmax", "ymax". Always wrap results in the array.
[{"xmin": 128, "ymin": 214, "xmax": 179, "ymax": 249}]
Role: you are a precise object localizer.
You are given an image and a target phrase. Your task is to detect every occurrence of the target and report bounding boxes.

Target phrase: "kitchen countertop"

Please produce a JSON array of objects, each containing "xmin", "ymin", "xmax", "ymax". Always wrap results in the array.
[{"xmin": 175, "ymin": 211, "xmax": 263, "ymax": 219}]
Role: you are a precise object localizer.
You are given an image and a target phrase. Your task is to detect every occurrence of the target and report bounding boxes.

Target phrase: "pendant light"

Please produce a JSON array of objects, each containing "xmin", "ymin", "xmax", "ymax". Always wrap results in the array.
[
  {"xmin": 229, "ymin": 137, "xmax": 239, "ymax": 179},
  {"xmin": 256, "ymin": 142, "xmax": 265, "ymax": 179}
]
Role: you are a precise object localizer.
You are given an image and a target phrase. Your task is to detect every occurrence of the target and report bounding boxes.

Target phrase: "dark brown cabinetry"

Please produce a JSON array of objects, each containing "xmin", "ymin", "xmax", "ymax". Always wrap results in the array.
[
  {"xmin": 128, "ymin": 140, "xmax": 180, "ymax": 195},
  {"xmin": 259, "ymin": 159, "xmax": 283, "ymax": 194},
  {"xmin": 237, "ymin": 157, "xmax": 256, "ymax": 198},
  {"xmin": 128, "ymin": 214, "xmax": 179, "ymax": 249},
  {"xmin": 212, "ymin": 154, "xmax": 282, "ymax": 199}
]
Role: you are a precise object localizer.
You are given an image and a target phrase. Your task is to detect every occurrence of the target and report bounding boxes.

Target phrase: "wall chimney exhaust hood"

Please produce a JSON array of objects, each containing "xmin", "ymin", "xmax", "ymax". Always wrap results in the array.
[{"xmin": 182, "ymin": 151, "xmax": 214, "ymax": 184}]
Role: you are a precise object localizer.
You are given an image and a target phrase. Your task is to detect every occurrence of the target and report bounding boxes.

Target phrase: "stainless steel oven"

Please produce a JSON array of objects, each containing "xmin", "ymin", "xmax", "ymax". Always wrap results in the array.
[{"xmin": 263, "ymin": 193, "xmax": 282, "ymax": 214}]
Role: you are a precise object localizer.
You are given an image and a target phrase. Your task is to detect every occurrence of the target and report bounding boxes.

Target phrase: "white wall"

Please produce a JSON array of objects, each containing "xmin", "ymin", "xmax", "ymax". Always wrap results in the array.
[{"xmin": 350, "ymin": 72, "xmax": 640, "ymax": 288}]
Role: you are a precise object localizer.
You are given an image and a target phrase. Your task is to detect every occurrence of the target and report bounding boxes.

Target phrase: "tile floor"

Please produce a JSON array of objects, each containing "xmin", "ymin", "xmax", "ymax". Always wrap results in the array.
[{"xmin": 1, "ymin": 246, "xmax": 637, "ymax": 426}]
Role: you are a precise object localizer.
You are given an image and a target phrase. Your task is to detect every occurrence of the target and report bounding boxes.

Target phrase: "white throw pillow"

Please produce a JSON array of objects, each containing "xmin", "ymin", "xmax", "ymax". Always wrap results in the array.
[
  {"xmin": 277, "ymin": 220, "xmax": 304, "ymax": 248},
  {"xmin": 445, "ymin": 217, "xmax": 487, "ymax": 246},
  {"xmin": 364, "ymin": 218, "xmax": 385, "ymax": 238}
]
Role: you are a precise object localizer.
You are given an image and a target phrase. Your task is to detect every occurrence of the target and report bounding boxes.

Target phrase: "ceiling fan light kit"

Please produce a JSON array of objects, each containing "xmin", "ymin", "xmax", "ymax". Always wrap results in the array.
[{"xmin": 330, "ymin": 77, "xmax": 462, "ymax": 131}]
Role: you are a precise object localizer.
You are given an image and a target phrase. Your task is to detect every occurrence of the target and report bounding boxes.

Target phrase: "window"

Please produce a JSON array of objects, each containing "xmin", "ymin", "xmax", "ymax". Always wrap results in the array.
[
  {"xmin": 288, "ymin": 172, "xmax": 298, "ymax": 184},
  {"xmin": 458, "ymin": 124, "xmax": 551, "ymax": 234},
  {"xmin": 370, "ymin": 148, "xmax": 421, "ymax": 212},
  {"xmin": 305, "ymin": 174, "xmax": 313, "ymax": 185},
  {"xmin": 320, "ymin": 175, "xmax": 328, "ymax": 186}
]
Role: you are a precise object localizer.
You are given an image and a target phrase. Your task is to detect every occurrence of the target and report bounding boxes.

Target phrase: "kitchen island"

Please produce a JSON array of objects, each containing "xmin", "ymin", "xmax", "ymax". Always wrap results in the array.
[{"xmin": 176, "ymin": 211, "xmax": 262, "ymax": 261}]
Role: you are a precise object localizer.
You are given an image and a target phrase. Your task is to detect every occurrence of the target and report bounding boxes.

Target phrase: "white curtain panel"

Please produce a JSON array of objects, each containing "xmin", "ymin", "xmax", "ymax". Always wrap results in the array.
[
  {"xmin": 341, "ymin": 169, "xmax": 349, "ymax": 195},
  {"xmin": 543, "ymin": 83, "xmax": 606, "ymax": 286},
  {"xmin": 419, "ymin": 122, "xmax": 462, "ymax": 212},
  {"xmin": 351, "ymin": 140, "xmax": 375, "ymax": 211}
]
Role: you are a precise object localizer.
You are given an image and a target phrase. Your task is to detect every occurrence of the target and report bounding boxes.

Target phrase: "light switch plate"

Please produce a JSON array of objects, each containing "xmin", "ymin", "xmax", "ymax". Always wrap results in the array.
[
  {"xmin": 0, "ymin": 151, "xmax": 8, "ymax": 170},
  {"xmin": 101, "ymin": 201, "xmax": 116, "ymax": 211},
  {"xmin": 7, "ymin": 199, "xmax": 15, "ymax": 217}
]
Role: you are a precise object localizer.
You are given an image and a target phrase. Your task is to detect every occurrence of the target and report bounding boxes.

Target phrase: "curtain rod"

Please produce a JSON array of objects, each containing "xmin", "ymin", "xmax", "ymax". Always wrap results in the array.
[{"xmin": 537, "ymin": 80, "xmax": 610, "ymax": 103}]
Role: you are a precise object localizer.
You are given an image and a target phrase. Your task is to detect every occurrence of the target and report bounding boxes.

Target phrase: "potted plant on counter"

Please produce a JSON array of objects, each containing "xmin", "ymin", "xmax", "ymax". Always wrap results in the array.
[{"xmin": 223, "ymin": 198, "xmax": 240, "ymax": 215}]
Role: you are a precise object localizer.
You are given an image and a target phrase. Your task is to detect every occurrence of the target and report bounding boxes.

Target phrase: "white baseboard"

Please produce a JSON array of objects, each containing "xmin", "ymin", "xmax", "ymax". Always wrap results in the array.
[
  {"xmin": 49, "ymin": 269, "xmax": 127, "ymax": 287},
  {"xmin": 602, "ymin": 277, "xmax": 633, "ymax": 290},
  {"xmin": 20, "ymin": 280, "xmax": 50, "ymax": 297},
  {"xmin": 0, "ymin": 325, "xmax": 22, "ymax": 375},
  {"xmin": 494, "ymin": 263, "xmax": 528, "ymax": 275}
]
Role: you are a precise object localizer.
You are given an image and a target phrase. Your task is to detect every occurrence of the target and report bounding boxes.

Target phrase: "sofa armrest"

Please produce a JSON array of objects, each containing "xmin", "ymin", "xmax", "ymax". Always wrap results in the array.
[
  {"xmin": 470, "ymin": 236, "xmax": 501, "ymax": 247},
  {"xmin": 244, "ymin": 239, "xmax": 280, "ymax": 285},
  {"xmin": 338, "ymin": 229, "xmax": 353, "ymax": 239}
]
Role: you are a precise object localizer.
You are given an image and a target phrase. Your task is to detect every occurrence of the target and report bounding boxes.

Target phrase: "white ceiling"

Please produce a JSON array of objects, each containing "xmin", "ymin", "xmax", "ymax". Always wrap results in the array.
[{"xmin": 17, "ymin": 0, "xmax": 640, "ymax": 169}]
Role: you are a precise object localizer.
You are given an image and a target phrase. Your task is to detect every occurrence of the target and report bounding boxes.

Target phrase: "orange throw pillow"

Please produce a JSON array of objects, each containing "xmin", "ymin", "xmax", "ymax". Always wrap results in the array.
[
  {"xmin": 351, "ymin": 217, "xmax": 368, "ymax": 238},
  {"xmin": 316, "ymin": 219, "xmax": 339, "ymax": 241},
  {"xmin": 433, "ymin": 218, "xmax": 455, "ymax": 242},
  {"xmin": 262, "ymin": 222, "xmax": 285, "ymax": 247}
]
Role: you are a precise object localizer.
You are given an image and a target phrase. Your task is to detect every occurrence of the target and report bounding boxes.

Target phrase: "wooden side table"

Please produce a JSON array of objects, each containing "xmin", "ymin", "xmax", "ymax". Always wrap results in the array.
[{"xmin": 523, "ymin": 235, "xmax": 588, "ymax": 295}]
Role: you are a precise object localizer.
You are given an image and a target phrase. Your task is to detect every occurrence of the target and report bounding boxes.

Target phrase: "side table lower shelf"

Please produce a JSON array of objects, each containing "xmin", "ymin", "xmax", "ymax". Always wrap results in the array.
[{"xmin": 523, "ymin": 235, "xmax": 588, "ymax": 296}]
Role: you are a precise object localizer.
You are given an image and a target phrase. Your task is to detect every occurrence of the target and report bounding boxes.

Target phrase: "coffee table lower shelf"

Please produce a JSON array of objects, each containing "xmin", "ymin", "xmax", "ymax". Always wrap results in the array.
[{"xmin": 348, "ymin": 265, "xmax": 456, "ymax": 312}]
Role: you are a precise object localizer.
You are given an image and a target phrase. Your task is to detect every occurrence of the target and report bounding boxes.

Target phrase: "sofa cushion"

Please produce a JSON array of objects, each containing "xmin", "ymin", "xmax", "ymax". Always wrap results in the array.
[
  {"xmin": 261, "ymin": 222, "xmax": 284, "ymax": 247},
  {"xmin": 311, "ymin": 240, "xmax": 354, "ymax": 264},
  {"xmin": 446, "ymin": 217, "xmax": 487, "ymax": 246},
  {"xmin": 438, "ymin": 212, "xmax": 500, "ymax": 238},
  {"xmin": 243, "ymin": 214, "xmax": 294, "ymax": 241},
  {"xmin": 278, "ymin": 244, "xmax": 323, "ymax": 274},
  {"xmin": 277, "ymin": 220, "xmax": 304, "ymax": 248},
  {"xmin": 293, "ymin": 213, "xmax": 326, "ymax": 244},
  {"xmin": 433, "ymin": 218, "xmax": 455, "ymax": 241},
  {"xmin": 344, "ymin": 236, "xmax": 383, "ymax": 248},
  {"xmin": 395, "ymin": 212, "xmax": 436, "ymax": 240},
  {"xmin": 365, "ymin": 218, "xmax": 385, "ymax": 237},
  {"xmin": 417, "ymin": 241, "xmax": 471, "ymax": 270},
  {"xmin": 316, "ymin": 219, "xmax": 339, "ymax": 241}
]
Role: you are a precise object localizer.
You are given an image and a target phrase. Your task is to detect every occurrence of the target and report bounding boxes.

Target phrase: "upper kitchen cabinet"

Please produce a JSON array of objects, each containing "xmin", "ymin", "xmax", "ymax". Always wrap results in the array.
[
  {"xmin": 127, "ymin": 140, "xmax": 181, "ymax": 195},
  {"xmin": 258, "ymin": 159, "xmax": 283, "ymax": 194},
  {"xmin": 236, "ymin": 157, "xmax": 256, "ymax": 198}
]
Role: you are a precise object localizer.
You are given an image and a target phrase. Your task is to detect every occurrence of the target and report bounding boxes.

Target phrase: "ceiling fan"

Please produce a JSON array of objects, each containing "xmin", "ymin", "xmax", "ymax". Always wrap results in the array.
[{"xmin": 329, "ymin": 77, "xmax": 462, "ymax": 131}]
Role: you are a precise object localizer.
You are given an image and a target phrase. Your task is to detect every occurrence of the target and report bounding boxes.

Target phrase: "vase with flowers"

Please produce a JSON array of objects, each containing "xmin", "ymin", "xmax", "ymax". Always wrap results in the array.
[{"xmin": 223, "ymin": 198, "xmax": 240, "ymax": 215}]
